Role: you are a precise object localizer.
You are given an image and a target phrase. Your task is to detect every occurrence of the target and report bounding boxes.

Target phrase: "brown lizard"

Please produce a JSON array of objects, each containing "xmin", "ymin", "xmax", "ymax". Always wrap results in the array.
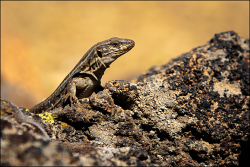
[{"xmin": 29, "ymin": 37, "xmax": 135, "ymax": 114}]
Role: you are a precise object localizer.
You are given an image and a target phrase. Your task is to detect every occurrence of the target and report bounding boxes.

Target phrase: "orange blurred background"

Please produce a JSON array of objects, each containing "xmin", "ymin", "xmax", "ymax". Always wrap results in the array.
[{"xmin": 1, "ymin": 1, "xmax": 249, "ymax": 108}]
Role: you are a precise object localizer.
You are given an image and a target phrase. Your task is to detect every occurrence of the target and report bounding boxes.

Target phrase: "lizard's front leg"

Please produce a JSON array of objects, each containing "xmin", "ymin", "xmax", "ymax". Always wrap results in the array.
[{"xmin": 63, "ymin": 77, "xmax": 97, "ymax": 104}]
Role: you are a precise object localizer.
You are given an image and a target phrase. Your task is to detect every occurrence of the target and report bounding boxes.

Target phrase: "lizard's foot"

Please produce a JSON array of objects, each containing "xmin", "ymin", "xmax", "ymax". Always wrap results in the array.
[{"xmin": 63, "ymin": 93, "xmax": 78, "ymax": 105}]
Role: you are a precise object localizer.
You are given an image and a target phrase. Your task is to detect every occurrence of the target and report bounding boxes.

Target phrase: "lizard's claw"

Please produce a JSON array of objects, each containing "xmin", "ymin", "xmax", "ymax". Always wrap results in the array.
[{"xmin": 63, "ymin": 93, "xmax": 78, "ymax": 105}]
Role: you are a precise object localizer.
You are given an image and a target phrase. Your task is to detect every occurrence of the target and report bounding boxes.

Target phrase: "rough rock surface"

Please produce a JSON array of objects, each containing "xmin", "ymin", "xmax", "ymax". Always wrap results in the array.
[{"xmin": 1, "ymin": 31, "xmax": 249, "ymax": 166}]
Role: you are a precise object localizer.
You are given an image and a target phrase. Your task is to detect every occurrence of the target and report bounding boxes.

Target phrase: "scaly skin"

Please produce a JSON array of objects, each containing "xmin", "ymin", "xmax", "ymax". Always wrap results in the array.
[{"xmin": 29, "ymin": 37, "xmax": 135, "ymax": 114}]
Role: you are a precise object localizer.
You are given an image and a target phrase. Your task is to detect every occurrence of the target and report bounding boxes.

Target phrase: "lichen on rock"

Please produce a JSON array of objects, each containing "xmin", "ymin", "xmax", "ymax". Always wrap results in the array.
[{"xmin": 1, "ymin": 31, "xmax": 249, "ymax": 166}]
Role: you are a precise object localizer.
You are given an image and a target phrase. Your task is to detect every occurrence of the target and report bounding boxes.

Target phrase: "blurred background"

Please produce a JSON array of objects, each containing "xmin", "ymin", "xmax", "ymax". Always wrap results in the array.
[{"xmin": 1, "ymin": 1, "xmax": 249, "ymax": 108}]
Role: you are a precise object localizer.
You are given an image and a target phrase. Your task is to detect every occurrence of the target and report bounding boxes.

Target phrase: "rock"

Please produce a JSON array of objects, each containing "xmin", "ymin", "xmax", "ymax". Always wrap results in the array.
[{"xmin": 1, "ymin": 31, "xmax": 249, "ymax": 166}]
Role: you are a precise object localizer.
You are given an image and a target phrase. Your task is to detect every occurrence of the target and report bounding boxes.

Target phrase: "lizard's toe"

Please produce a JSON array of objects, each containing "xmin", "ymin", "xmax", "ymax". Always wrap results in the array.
[{"xmin": 63, "ymin": 93, "xmax": 78, "ymax": 105}]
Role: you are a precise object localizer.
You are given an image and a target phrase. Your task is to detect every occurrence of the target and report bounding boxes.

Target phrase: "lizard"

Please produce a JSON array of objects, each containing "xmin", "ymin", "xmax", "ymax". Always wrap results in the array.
[{"xmin": 29, "ymin": 37, "xmax": 135, "ymax": 114}]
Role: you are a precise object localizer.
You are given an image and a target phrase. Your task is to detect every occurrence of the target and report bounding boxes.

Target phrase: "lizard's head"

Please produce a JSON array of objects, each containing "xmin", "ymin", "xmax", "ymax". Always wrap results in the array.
[{"xmin": 96, "ymin": 37, "xmax": 135, "ymax": 67}]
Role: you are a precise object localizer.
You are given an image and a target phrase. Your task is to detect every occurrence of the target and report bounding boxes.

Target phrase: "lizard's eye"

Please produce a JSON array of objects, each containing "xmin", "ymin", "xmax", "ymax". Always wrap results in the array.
[
  {"xmin": 97, "ymin": 51, "xmax": 102, "ymax": 58},
  {"xmin": 112, "ymin": 43, "xmax": 119, "ymax": 47}
]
